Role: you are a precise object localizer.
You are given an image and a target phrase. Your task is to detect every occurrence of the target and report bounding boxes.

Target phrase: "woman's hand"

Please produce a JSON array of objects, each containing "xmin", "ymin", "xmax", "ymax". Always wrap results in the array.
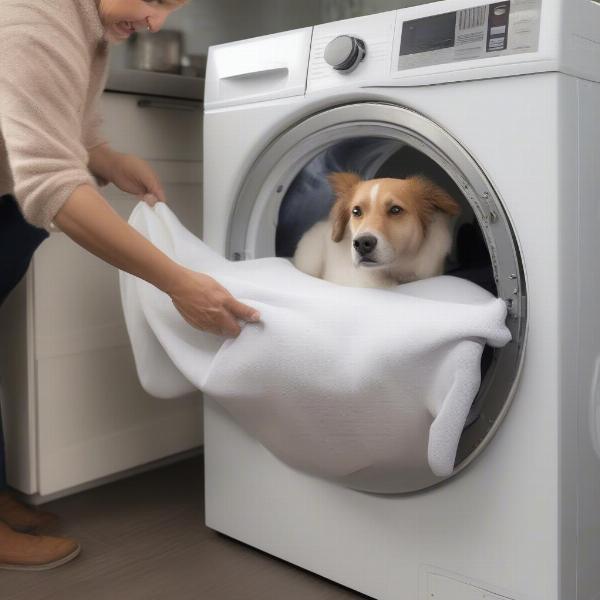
[
  {"xmin": 166, "ymin": 267, "xmax": 261, "ymax": 337},
  {"xmin": 88, "ymin": 144, "xmax": 165, "ymax": 205},
  {"xmin": 110, "ymin": 153, "xmax": 166, "ymax": 205}
]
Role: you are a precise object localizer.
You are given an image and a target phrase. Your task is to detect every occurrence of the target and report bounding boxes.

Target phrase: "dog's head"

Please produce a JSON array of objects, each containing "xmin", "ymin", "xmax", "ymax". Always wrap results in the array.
[{"xmin": 328, "ymin": 173, "xmax": 460, "ymax": 269}]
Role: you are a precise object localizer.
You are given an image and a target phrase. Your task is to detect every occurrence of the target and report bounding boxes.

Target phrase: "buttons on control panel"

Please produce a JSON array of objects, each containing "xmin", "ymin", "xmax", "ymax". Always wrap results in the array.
[{"xmin": 487, "ymin": 2, "xmax": 510, "ymax": 52}]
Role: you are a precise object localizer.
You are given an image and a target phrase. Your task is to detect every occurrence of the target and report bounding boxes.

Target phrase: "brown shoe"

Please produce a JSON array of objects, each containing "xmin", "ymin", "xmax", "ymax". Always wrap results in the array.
[
  {"xmin": 0, "ymin": 520, "xmax": 80, "ymax": 571},
  {"xmin": 0, "ymin": 492, "xmax": 59, "ymax": 534}
]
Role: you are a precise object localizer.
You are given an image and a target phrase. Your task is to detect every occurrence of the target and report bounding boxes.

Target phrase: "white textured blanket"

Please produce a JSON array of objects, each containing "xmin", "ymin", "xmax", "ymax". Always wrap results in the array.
[{"xmin": 121, "ymin": 203, "xmax": 511, "ymax": 493}]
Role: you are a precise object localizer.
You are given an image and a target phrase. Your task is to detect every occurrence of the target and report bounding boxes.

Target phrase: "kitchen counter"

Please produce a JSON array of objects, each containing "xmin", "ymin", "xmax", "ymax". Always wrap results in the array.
[{"xmin": 106, "ymin": 68, "xmax": 205, "ymax": 101}]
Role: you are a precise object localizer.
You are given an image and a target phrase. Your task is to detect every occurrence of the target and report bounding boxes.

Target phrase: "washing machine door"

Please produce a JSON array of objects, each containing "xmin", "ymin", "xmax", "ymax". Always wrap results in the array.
[{"xmin": 227, "ymin": 102, "xmax": 527, "ymax": 492}]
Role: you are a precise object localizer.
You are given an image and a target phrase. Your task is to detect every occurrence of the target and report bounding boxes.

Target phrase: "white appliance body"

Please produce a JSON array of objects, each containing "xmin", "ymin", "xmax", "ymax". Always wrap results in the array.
[{"xmin": 202, "ymin": 1, "xmax": 600, "ymax": 598}]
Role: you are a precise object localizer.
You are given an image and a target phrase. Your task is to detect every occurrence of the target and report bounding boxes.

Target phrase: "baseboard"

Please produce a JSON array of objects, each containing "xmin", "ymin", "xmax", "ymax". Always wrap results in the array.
[{"xmin": 15, "ymin": 447, "xmax": 203, "ymax": 505}]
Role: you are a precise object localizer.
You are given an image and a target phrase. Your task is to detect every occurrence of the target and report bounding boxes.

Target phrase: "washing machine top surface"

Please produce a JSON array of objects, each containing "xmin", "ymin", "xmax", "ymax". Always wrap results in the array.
[{"xmin": 205, "ymin": 0, "xmax": 600, "ymax": 110}]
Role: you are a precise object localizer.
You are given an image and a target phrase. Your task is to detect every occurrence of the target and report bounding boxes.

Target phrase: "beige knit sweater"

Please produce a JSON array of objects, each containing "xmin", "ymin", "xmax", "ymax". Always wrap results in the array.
[{"xmin": 0, "ymin": 0, "xmax": 109, "ymax": 230}]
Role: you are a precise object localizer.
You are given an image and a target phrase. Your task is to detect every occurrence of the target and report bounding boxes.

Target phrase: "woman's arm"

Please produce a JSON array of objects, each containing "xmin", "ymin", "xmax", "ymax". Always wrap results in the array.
[
  {"xmin": 0, "ymin": 2, "xmax": 101, "ymax": 229},
  {"xmin": 54, "ymin": 184, "xmax": 260, "ymax": 336},
  {"xmin": 88, "ymin": 143, "xmax": 121, "ymax": 185}
]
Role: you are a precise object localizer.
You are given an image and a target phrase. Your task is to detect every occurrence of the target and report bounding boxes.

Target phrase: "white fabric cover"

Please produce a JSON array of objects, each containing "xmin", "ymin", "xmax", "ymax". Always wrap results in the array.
[{"xmin": 120, "ymin": 203, "xmax": 512, "ymax": 493}]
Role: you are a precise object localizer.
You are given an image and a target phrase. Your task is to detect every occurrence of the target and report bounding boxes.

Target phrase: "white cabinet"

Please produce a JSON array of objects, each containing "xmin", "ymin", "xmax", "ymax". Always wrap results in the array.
[{"xmin": 0, "ymin": 92, "xmax": 204, "ymax": 499}]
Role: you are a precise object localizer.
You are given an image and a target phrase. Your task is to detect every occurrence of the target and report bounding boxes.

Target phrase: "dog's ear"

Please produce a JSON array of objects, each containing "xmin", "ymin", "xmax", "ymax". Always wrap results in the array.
[
  {"xmin": 410, "ymin": 176, "xmax": 461, "ymax": 217},
  {"xmin": 328, "ymin": 172, "xmax": 362, "ymax": 243},
  {"xmin": 328, "ymin": 171, "xmax": 362, "ymax": 199}
]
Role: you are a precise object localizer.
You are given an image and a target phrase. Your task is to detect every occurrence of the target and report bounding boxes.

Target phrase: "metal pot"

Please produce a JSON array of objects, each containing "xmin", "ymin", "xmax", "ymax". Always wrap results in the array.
[
  {"xmin": 181, "ymin": 53, "xmax": 207, "ymax": 78},
  {"xmin": 130, "ymin": 30, "xmax": 183, "ymax": 74}
]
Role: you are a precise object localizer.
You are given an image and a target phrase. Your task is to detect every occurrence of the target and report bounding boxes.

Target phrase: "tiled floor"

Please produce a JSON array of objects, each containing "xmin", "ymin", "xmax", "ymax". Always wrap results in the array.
[{"xmin": 2, "ymin": 457, "xmax": 370, "ymax": 600}]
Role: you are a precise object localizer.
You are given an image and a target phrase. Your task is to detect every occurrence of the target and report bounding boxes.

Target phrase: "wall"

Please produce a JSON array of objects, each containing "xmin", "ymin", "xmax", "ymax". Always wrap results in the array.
[
  {"xmin": 320, "ymin": 0, "xmax": 440, "ymax": 21},
  {"xmin": 164, "ymin": 0, "xmax": 323, "ymax": 54},
  {"xmin": 169, "ymin": 0, "xmax": 443, "ymax": 52},
  {"xmin": 111, "ymin": 0, "xmax": 441, "ymax": 69}
]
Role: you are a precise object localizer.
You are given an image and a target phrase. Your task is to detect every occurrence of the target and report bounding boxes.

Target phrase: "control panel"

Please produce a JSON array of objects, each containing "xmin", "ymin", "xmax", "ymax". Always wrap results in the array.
[
  {"xmin": 397, "ymin": 0, "xmax": 542, "ymax": 71},
  {"xmin": 307, "ymin": 0, "xmax": 552, "ymax": 94}
]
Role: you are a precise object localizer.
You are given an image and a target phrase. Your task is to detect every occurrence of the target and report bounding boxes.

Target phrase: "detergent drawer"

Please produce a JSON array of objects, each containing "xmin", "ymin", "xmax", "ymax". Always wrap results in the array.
[{"xmin": 205, "ymin": 27, "xmax": 313, "ymax": 109}]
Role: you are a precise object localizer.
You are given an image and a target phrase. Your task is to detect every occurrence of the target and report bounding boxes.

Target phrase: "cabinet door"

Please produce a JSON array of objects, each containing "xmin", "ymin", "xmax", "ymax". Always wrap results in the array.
[
  {"xmin": 100, "ymin": 92, "xmax": 203, "ymax": 162},
  {"xmin": 33, "ymin": 92, "xmax": 204, "ymax": 496}
]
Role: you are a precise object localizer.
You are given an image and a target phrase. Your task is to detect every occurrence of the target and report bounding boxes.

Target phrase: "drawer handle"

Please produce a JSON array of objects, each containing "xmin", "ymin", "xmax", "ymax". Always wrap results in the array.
[
  {"xmin": 221, "ymin": 66, "xmax": 288, "ymax": 82},
  {"xmin": 137, "ymin": 99, "xmax": 200, "ymax": 112}
]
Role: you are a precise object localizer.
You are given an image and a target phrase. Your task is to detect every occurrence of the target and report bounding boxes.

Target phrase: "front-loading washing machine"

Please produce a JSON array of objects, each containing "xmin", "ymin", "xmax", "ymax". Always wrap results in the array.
[{"xmin": 202, "ymin": 1, "xmax": 600, "ymax": 598}]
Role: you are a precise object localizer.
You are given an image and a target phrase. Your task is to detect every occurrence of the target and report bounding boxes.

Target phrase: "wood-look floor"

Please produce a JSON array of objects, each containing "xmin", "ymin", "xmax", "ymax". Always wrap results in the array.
[{"xmin": 2, "ymin": 457, "xmax": 370, "ymax": 600}]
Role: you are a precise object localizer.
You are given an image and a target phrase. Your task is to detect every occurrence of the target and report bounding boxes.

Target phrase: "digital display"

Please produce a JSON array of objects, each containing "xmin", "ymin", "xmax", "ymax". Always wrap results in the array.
[
  {"xmin": 397, "ymin": 0, "xmax": 541, "ymax": 71},
  {"xmin": 399, "ymin": 12, "xmax": 457, "ymax": 56}
]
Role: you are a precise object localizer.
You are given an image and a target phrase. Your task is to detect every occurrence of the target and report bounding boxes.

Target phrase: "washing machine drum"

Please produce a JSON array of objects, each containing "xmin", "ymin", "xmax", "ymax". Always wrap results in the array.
[{"xmin": 224, "ymin": 103, "xmax": 527, "ymax": 493}]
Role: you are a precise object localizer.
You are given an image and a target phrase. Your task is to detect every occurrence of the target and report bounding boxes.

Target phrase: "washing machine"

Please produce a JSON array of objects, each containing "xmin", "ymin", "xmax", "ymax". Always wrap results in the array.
[{"xmin": 202, "ymin": 1, "xmax": 600, "ymax": 598}]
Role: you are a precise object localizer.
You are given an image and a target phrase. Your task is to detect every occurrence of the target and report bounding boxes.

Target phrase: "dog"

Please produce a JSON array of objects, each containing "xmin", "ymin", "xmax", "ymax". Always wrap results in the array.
[{"xmin": 293, "ymin": 173, "xmax": 460, "ymax": 288}]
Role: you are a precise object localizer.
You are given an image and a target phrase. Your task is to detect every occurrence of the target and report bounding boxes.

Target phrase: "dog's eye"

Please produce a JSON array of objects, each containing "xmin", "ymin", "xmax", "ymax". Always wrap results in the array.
[
  {"xmin": 389, "ymin": 205, "xmax": 404, "ymax": 215},
  {"xmin": 352, "ymin": 206, "xmax": 363, "ymax": 217}
]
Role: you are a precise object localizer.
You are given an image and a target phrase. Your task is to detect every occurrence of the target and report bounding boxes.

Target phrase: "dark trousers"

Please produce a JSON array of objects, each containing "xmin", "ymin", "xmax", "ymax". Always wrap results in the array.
[{"xmin": 0, "ymin": 195, "xmax": 49, "ymax": 490}]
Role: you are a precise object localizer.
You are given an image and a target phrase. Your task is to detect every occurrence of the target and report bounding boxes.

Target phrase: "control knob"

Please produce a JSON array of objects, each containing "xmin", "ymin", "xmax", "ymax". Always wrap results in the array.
[{"xmin": 324, "ymin": 35, "xmax": 366, "ymax": 73}]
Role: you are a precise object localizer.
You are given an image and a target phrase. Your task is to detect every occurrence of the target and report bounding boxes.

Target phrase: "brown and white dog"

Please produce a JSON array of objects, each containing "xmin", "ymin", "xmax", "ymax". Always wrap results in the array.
[{"xmin": 293, "ymin": 173, "xmax": 460, "ymax": 288}]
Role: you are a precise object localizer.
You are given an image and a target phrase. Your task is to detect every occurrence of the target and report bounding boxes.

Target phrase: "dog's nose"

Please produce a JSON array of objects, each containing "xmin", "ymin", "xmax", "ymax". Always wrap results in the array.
[{"xmin": 353, "ymin": 235, "xmax": 378, "ymax": 257}]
